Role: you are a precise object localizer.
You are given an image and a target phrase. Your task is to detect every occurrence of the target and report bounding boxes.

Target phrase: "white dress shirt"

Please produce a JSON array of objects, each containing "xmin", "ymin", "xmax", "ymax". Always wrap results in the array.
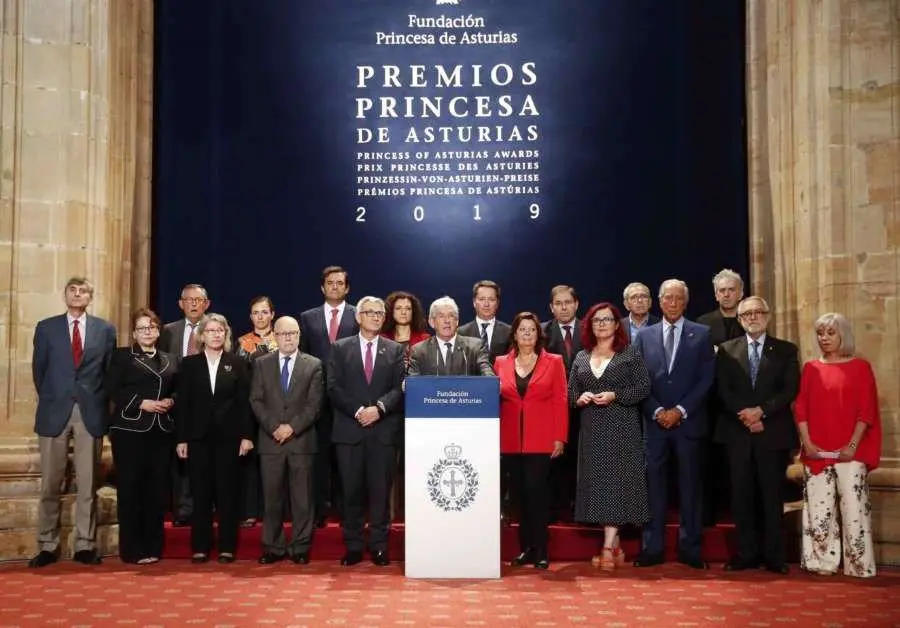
[
  {"xmin": 278, "ymin": 349, "xmax": 299, "ymax": 382},
  {"xmin": 439, "ymin": 335, "xmax": 457, "ymax": 362},
  {"xmin": 475, "ymin": 317, "xmax": 495, "ymax": 347},
  {"xmin": 205, "ymin": 350, "xmax": 221, "ymax": 393},
  {"xmin": 358, "ymin": 334, "xmax": 379, "ymax": 363},
  {"xmin": 324, "ymin": 301, "xmax": 347, "ymax": 329}
]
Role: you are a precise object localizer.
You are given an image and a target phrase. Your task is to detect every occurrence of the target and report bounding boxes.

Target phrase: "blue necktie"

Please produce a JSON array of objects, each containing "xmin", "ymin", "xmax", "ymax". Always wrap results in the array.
[
  {"xmin": 749, "ymin": 341, "xmax": 760, "ymax": 387},
  {"xmin": 281, "ymin": 356, "xmax": 291, "ymax": 392}
]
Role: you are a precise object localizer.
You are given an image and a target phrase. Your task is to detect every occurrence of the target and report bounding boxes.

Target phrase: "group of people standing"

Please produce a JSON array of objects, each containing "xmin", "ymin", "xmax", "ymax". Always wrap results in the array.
[{"xmin": 27, "ymin": 268, "xmax": 882, "ymax": 579}]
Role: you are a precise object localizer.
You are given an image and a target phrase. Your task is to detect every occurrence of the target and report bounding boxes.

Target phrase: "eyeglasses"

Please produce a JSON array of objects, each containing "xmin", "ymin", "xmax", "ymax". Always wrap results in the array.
[
  {"xmin": 274, "ymin": 331, "xmax": 299, "ymax": 338},
  {"xmin": 360, "ymin": 310, "xmax": 385, "ymax": 319},
  {"xmin": 591, "ymin": 316, "xmax": 617, "ymax": 325},
  {"xmin": 134, "ymin": 326, "xmax": 159, "ymax": 333},
  {"xmin": 628, "ymin": 294, "xmax": 650, "ymax": 302},
  {"xmin": 180, "ymin": 297, "xmax": 207, "ymax": 305},
  {"xmin": 204, "ymin": 328, "xmax": 226, "ymax": 335},
  {"xmin": 739, "ymin": 310, "xmax": 768, "ymax": 319}
]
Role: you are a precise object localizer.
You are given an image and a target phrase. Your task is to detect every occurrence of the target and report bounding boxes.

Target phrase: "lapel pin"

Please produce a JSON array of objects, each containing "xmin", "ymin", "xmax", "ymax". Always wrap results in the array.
[{"xmin": 223, "ymin": 364, "xmax": 232, "ymax": 372}]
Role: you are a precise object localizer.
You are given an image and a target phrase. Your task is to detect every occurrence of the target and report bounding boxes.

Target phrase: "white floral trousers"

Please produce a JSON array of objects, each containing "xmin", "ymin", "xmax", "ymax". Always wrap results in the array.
[{"xmin": 801, "ymin": 461, "xmax": 876, "ymax": 578}]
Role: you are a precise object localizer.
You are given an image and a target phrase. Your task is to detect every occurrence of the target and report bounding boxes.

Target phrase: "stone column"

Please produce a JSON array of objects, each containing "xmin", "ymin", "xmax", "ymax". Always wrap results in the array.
[
  {"xmin": 0, "ymin": 0, "xmax": 152, "ymax": 559},
  {"xmin": 747, "ymin": 0, "xmax": 899, "ymax": 564}
]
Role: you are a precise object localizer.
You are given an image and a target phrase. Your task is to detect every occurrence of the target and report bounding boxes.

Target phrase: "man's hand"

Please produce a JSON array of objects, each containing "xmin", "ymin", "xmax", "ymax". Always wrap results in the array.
[
  {"xmin": 748, "ymin": 421, "xmax": 765, "ymax": 434},
  {"xmin": 358, "ymin": 406, "xmax": 381, "ymax": 427},
  {"xmin": 738, "ymin": 406, "xmax": 764, "ymax": 426},
  {"xmin": 273, "ymin": 424, "xmax": 294, "ymax": 444},
  {"xmin": 657, "ymin": 408, "xmax": 683, "ymax": 429},
  {"xmin": 239, "ymin": 439, "xmax": 254, "ymax": 456}
]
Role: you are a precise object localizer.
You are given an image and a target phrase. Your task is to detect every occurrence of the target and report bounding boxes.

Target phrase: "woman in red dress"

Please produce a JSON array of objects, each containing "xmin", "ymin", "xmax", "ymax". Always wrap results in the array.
[{"xmin": 794, "ymin": 312, "xmax": 881, "ymax": 577}]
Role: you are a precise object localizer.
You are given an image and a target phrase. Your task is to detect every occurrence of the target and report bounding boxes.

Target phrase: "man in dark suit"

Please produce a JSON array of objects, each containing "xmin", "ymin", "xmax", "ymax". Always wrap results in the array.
[
  {"xmin": 541, "ymin": 285, "xmax": 582, "ymax": 521},
  {"xmin": 621, "ymin": 282, "xmax": 660, "ymax": 342},
  {"xmin": 159, "ymin": 282, "xmax": 210, "ymax": 526},
  {"xmin": 299, "ymin": 265, "xmax": 359, "ymax": 525},
  {"xmin": 29, "ymin": 277, "xmax": 116, "ymax": 568},
  {"xmin": 457, "ymin": 280, "xmax": 511, "ymax": 363},
  {"xmin": 251, "ymin": 316, "xmax": 323, "ymax": 565},
  {"xmin": 326, "ymin": 297, "xmax": 405, "ymax": 566},
  {"xmin": 633, "ymin": 279, "xmax": 715, "ymax": 569},
  {"xmin": 697, "ymin": 269, "xmax": 745, "ymax": 526},
  {"xmin": 408, "ymin": 296, "xmax": 494, "ymax": 377},
  {"xmin": 715, "ymin": 296, "xmax": 799, "ymax": 574}
]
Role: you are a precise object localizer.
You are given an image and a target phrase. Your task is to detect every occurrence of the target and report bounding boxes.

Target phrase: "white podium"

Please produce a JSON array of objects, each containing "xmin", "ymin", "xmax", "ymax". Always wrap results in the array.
[{"xmin": 404, "ymin": 376, "xmax": 500, "ymax": 579}]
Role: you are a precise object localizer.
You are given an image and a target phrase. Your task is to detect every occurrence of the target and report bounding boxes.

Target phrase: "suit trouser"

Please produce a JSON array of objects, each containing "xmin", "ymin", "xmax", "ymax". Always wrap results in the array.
[
  {"xmin": 238, "ymin": 441, "xmax": 263, "ymax": 520},
  {"xmin": 38, "ymin": 404, "xmax": 99, "ymax": 553},
  {"xmin": 336, "ymin": 438, "xmax": 395, "ymax": 552},
  {"xmin": 170, "ymin": 456, "xmax": 192, "ymax": 520},
  {"xmin": 314, "ymin": 406, "xmax": 338, "ymax": 518},
  {"xmin": 260, "ymin": 450, "xmax": 315, "ymax": 556},
  {"xmin": 727, "ymin": 443, "xmax": 788, "ymax": 565},
  {"xmin": 187, "ymin": 432, "xmax": 240, "ymax": 554},
  {"xmin": 507, "ymin": 453, "xmax": 552, "ymax": 555},
  {"xmin": 110, "ymin": 427, "xmax": 171, "ymax": 561},
  {"xmin": 643, "ymin": 434, "xmax": 703, "ymax": 560},
  {"xmin": 801, "ymin": 462, "xmax": 876, "ymax": 577}
]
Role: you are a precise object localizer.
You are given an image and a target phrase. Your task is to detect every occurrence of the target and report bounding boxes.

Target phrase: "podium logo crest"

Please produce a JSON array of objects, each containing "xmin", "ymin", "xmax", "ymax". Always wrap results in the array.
[
  {"xmin": 436, "ymin": 0, "xmax": 460, "ymax": 5},
  {"xmin": 426, "ymin": 443, "xmax": 479, "ymax": 511}
]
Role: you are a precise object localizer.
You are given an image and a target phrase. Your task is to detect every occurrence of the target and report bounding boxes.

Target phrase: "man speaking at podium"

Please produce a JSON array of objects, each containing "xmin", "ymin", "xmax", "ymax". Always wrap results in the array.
[{"xmin": 408, "ymin": 297, "xmax": 495, "ymax": 377}]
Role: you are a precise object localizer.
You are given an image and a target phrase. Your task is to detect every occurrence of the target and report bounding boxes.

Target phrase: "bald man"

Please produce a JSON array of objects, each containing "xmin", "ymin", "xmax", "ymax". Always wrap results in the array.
[{"xmin": 250, "ymin": 316, "xmax": 324, "ymax": 565}]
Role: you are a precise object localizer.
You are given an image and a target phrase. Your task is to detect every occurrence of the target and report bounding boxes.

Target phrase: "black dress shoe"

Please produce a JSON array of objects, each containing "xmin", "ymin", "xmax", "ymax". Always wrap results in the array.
[
  {"xmin": 678, "ymin": 556, "xmax": 709, "ymax": 570},
  {"xmin": 315, "ymin": 515, "xmax": 328, "ymax": 529},
  {"xmin": 72, "ymin": 550, "xmax": 101, "ymax": 565},
  {"xmin": 633, "ymin": 552, "xmax": 664, "ymax": 568},
  {"xmin": 371, "ymin": 550, "xmax": 390, "ymax": 566},
  {"xmin": 290, "ymin": 552, "xmax": 310, "ymax": 565},
  {"xmin": 510, "ymin": 548, "xmax": 535, "ymax": 566},
  {"xmin": 190, "ymin": 553, "xmax": 209, "ymax": 564},
  {"xmin": 340, "ymin": 551, "xmax": 363, "ymax": 566},
  {"xmin": 764, "ymin": 562, "xmax": 790, "ymax": 575},
  {"xmin": 724, "ymin": 557, "xmax": 757, "ymax": 571},
  {"xmin": 258, "ymin": 553, "xmax": 285, "ymax": 565},
  {"xmin": 534, "ymin": 557, "xmax": 550, "ymax": 570},
  {"xmin": 217, "ymin": 553, "xmax": 236, "ymax": 564},
  {"xmin": 172, "ymin": 518, "xmax": 190, "ymax": 528},
  {"xmin": 28, "ymin": 551, "xmax": 58, "ymax": 568}
]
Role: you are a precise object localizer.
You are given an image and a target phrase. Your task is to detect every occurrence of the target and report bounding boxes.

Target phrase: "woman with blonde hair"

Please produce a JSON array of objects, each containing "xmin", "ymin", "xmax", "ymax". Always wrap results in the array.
[{"xmin": 795, "ymin": 312, "xmax": 881, "ymax": 577}]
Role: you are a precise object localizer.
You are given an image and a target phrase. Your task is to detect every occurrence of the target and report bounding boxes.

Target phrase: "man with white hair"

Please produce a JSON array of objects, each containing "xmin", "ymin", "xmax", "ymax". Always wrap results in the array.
[
  {"xmin": 621, "ymin": 282, "xmax": 660, "ymax": 342},
  {"xmin": 697, "ymin": 269, "xmax": 745, "ymax": 347},
  {"xmin": 408, "ymin": 296, "xmax": 494, "ymax": 376},
  {"xmin": 326, "ymin": 296, "xmax": 405, "ymax": 567}
]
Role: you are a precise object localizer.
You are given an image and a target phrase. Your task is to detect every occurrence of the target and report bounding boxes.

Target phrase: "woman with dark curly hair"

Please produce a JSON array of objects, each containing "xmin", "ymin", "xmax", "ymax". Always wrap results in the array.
[{"xmin": 380, "ymin": 291, "xmax": 431, "ymax": 368}]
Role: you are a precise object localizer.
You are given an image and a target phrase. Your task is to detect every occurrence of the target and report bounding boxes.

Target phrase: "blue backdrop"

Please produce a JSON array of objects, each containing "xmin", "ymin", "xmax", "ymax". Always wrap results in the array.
[{"xmin": 152, "ymin": 0, "xmax": 747, "ymax": 329}]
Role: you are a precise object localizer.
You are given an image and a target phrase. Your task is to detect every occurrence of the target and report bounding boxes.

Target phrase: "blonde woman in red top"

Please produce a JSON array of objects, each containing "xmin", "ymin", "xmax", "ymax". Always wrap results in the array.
[{"xmin": 794, "ymin": 312, "xmax": 882, "ymax": 578}]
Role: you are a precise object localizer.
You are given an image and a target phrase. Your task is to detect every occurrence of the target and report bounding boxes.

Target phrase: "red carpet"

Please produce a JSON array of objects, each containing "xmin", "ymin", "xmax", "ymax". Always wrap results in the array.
[
  {"xmin": 0, "ymin": 559, "xmax": 897, "ymax": 627},
  {"xmin": 161, "ymin": 520, "xmax": 748, "ymax": 562}
]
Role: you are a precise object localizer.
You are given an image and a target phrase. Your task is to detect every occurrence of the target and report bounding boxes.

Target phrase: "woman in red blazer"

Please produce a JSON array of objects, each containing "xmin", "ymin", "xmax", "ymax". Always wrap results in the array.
[{"xmin": 496, "ymin": 311, "xmax": 568, "ymax": 569}]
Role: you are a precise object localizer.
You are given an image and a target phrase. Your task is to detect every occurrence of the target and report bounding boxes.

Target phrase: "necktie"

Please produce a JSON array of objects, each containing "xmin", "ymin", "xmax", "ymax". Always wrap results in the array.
[
  {"xmin": 71, "ymin": 319, "xmax": 83, "ymax": 368},
  {"xmin": 664, "ymin": 323, "xmax": 675, "ymax": 372},
  {"xmin": 364, "ymin": 342, "xmax": 374, "ymax": 384},
  {"xmin": 186, "ymin": 323, "xmax": 199, "ymax": 356},
  {"xmin": 281, "ymin": 356, "xmax": 291, "ymax": 392},
  {"xmin": 750, "ymin": 340, "xmax": 760, "ymax": 387},
  {"xmin": 328, "ymin": 308, "xmax": 339, "ymax": 343},
  {"xmin": 444, "ymin": 342, "xmax": 453, "ymax": 368},
  {"xmin": 563, "ymin": 325, "xmax": 573, "ymax": 358},
  {"xmin": 480, "ymin": 322, "xmax": 489, "ymax": 349}
]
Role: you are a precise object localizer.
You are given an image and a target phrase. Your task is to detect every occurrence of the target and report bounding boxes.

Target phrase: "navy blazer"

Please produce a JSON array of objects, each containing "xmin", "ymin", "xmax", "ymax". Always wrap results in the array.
[
  {"xmin": 32, "ymin": 313, "xmax": 117, "ymax": 438},
  {"xmin": 299, "ymin": 304, "xmax": 359, "ymax": 365},
  {"xmin": 633, "ymin": 318, "xmax": 715, "ymax": 439}
]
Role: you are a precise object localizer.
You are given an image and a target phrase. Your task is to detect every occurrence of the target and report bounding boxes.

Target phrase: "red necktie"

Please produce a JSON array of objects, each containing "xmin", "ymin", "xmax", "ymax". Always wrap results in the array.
[
  {"xmin": 364, "ymin": 342, "xmax": 374, "ymax": 384},
  {"xmin": 72, "ymin": 320, "xmax": 84, "ymax": 368},
  {"xmin": 328, "ymin": 309, "xmax": 339, "ymax": 343},
  {"xmin": 563, "ymin": 325, "xmax": 573, "ymax": 358}
]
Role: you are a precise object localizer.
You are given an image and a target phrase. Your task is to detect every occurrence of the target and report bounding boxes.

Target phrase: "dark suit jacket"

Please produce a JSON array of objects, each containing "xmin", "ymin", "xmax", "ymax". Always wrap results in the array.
[
  {"xmin": 457, "ymin": 319, "xmax": 511, "ymax": 363},
  {"xmin": 32, "ymin": 313, "xmax": 117, "ymax": 438},
  {"xmin": 696, "ymin": 310, "xmax": 743, "ymax": 347},
  {"xmin": 407, "ymin": 335, "xmax": 495, "ymax": 377},
  {"xmin": 714, "ymin": 335, "xmax": 800, "ymax": 450},
  {"xmin": 250, "ymin": 351, "xmax": 323, "ymax": 454},
  {"xmin": 633, "ymin": 319, "xmax": 716, "ymax": 440},
  {"xmin": 619, "ymin": 314, "xmax": 661, "ymax": 341},
  {"xmin": 541, "ymin": 318, "xmax": 583, "ymax": 375},
  {"xmin": 326, "ymin": 336, "xmax": 405, "ymax": 446},
  {"xmin": 160, "ymin": 319, "xmax": 190, "ymax": 359},
  {"xmin": 175, "ymin": 351, "xmax": 252, "ymax": 442},
  {"xmin": 299, "ymin": 304, "xmax": 359, "ymax": 364},
  {"xmin": 104, "ymin": 345, "xmax": 178, "ymax": 433}
]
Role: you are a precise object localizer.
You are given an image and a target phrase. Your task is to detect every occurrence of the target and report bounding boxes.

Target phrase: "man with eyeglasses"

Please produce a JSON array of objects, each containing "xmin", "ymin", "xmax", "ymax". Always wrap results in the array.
[
  {"xmin": 250, "ymin": 316, "xmax": 323, "ymax": 566},
  {"xmin": 160, "ymin": 283, "xmax": 211, "ymax": 526},
  {"xmin": 300, "ymin": 265, "xmax": 360, "ymax": 527},
  {"xmin": 457, "ymin": 280, "xmax": 511, "ymax": 363},
  {"xmin": 713, "ymin": 297, "xmax": 799, "ymax": 574},
  {"xmin": 326, "ymin": 297, "xmax": 405, "ymax": 566},
  {"xmin": 621, "ymin": 282, "xmax": 660, "ymax": 342},
  {"xmin": 408, "ymin": 296, "xmax": 495, "ymax": 377}
]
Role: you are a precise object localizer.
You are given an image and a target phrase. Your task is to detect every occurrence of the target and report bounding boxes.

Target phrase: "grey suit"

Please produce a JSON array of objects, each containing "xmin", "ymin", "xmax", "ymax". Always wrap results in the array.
[
  {"xmin": 250, "ymin": 350, "xmax": 324, "ymax": 556},
  {"xmin": 32, "ymin": 313, "xmax": 116, "ymax": 553},
  {"xmin": 160, "ymin": 318, "xmax": 194, "ymax": 520},
  {"xmin": 407, "ymin": 335, "xmax": 495, "ymax": 377}
]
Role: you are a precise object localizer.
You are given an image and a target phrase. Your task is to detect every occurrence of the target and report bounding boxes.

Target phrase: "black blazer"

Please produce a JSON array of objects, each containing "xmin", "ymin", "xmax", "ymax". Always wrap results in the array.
[
  {"xmin": 457, "ymin": 319, "xmax": 511, "ymax": 363},
  {"xmin": 104, "ymin": 345, "xmax": 178, "ymax": 433},
  {"xmin": 696, "ymin": 310, "xmax": 744, "ymax": 347},
  {"xmin": 542, "ymin": 318, "xmax": 583, "ymax": 375},
  {"xmin": 299, "ymin": 304, "xmax": 359, "ymax": 364},
  {"xmin": 714, "ymin": 335, "xmax": 800, "ymax": 450},
  {"xmin": 326, "ymin": 336, "xmax": 405, "ymax": 446},
  {"xmin": 175, "ymin": 351, "xmax": 252, "ymax": 442}
]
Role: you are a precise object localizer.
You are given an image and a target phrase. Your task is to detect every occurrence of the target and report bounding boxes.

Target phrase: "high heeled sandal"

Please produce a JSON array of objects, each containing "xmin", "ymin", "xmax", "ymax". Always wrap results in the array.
[
  {"xmin": 594, "ymin": 547, "xmax": 617, "ymax": 571},
  {"xmin": 613, "ymin": 547, "xmax": 626, "ymax": 567}
]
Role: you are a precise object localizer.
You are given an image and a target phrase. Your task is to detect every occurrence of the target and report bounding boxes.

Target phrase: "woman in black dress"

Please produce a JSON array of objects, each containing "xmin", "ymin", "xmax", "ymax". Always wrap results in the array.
[{"xmin": 569, "ymin": 302, "xmax": 650, "ymax": 570}]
